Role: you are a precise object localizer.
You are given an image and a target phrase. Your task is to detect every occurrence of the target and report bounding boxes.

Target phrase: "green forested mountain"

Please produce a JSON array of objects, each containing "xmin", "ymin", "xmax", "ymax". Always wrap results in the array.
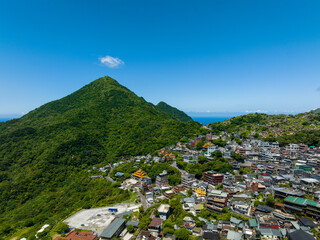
[
  {"xmin": 311, "ymin": 108, "xmax": 320, "ymax": 114},
  {"xmin": 0, "ymin": 76, "xmax": 199, "ymax": 239},
  {"xmin": 156, "ymin": 101, "xmax": 193, "ymax": 122}
]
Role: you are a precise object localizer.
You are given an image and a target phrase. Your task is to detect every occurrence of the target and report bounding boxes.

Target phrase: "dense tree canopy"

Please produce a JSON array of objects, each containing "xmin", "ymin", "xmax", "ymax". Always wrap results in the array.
[{"xmin": 0, "ymin": 76, "xmax": 200, "ymax": 239}]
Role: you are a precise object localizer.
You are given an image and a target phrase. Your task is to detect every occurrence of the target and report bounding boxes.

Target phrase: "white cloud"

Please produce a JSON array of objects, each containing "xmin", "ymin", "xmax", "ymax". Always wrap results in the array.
[{"xmin": 99, "ymin": 55, "xmax": 124, "ymax": 68}]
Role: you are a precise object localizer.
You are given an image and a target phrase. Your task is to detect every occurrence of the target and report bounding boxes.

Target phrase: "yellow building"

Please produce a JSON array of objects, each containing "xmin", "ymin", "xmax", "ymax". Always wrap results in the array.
[
  {"xmin": 132, "ymin": 169, "xmax": 148, "ymax": 179},
  {"xmin": 195, "ymin": 188, "xmax": 206, "ymax": 197}
]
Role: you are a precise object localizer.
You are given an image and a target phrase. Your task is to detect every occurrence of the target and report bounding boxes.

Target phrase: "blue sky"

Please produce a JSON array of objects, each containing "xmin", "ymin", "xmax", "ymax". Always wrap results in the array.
[{"xmin": 1, "ymin": 0, "xmax": 320, "ymax": 117}]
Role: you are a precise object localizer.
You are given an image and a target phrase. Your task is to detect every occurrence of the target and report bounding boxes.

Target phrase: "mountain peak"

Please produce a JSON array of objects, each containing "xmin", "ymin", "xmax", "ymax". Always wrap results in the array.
[
  {"xmin": 90, "ymin": 75, "xmax": 120, "ymax": 86},
  {"xmin": 156, "ymin": 101, "xmax": 193, "ymax": 122}
]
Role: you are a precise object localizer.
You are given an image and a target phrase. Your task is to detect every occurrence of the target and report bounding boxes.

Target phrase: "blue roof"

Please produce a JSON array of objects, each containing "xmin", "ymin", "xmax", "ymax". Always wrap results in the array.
[{"xmin": 115, "ymin": 172, "xmax": 124, "ymax": 177}]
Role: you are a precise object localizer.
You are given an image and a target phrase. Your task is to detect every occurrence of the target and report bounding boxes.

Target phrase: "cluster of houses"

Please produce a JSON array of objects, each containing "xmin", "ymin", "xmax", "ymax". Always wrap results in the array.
[
  {"xmin": 57, "ymin": 133, "xmax": 320, "ymax": 240},
  {"xmin": 208, "ymin": 114, "xmax": 320, "ymax": 139}
]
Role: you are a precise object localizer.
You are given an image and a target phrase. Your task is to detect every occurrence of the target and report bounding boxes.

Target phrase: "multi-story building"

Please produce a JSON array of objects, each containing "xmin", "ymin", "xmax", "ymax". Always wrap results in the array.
[
  {"xmin": 299, "ymin": 144, "xmax": 308, "ymax": 152},
  {"xmin": 266, "ymin": 165, "xmax": 276, "ymax": 175},
  {"xmin": 232, "ymin": 202, "xmax": 250, "ymax": 215},
  {"xmin": 203, "ymin": 171, "xmax": 224, "ymax": 185},
  {"xmin": 206, "ymin": 190, "xmax": 228, "ymax": 213},
  {"xmin": 190, "ymin": 137, "xmax": 202, "ymax": 148},
  {"xmin": 286, "ymin": 144, "xmax": 300, "ymax": 152},
  {"xmin": 181, "ymin": 173, "xmax": 196, "ymax": 189},
  {"xmin": 274, "ymin": 188, "xmax": 304, "ymax": 199},
  {"xmin": 284, "ymin": 196, "xmax": 320, "ymax": 219},
  {"xmin": 158, "ymin": 204, "xmax": 170, "ymax": 220},
  {"xmin": 156, "ymin": 170, "xmax": 168, "ymax": 187}
]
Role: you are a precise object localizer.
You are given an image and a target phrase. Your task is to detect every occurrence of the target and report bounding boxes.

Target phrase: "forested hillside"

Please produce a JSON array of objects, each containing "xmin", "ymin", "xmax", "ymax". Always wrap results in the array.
[
  {"xmin": 0, "ymin": 76, "xmax": 199, "ymax": 239},
  {"xmin": 208, "ymin": 112, "xmax": 320, "ymax": 146},
  {"xmin": 156, "ymin": 101, "xmax": 193, "ymax": 122}
]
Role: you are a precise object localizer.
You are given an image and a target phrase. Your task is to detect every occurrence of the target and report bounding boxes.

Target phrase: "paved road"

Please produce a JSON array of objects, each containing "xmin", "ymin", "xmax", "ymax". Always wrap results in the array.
[
  {"xmin": 171, "ymin": 161, "xmax": 186, "ymax": 175},
  {"xmin": 106, "ymin": 175, "xmax": 115, "ymax": 183},
  {"xmin": 105, "ymin": 168, "xmax": 116, "ymax": 183},
  {"xmin": 134, "ymin": 187, "xmax": 149, "ymax": 209}
]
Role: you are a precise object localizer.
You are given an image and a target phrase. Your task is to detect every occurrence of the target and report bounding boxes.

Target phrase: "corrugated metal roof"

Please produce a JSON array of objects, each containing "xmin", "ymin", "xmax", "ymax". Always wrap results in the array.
[{"xmin": 100, "ymin": 217, "xmax": 125, "ymax": 238}]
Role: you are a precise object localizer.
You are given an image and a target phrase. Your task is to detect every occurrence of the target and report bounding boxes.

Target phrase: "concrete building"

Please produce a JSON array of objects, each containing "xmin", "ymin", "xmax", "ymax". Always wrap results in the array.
[
  {"xmin": 158, "ymin": 204, "xmax": 170, "ymax": 220},
  {"xmin": 207, "ymin": 190, "xmax": 228, "ymax": 213},
  {"xmin": 156, "ymin": 170, "xmax": 168, "ymax": 187},
  {"xmin": 203, "ymin": 171, "xmax": 224, "ymax": 185}
]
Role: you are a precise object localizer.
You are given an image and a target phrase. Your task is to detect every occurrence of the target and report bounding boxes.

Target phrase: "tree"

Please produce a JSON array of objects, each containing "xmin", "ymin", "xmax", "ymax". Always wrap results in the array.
[
  {"xmin": 266, "ymin": 195, "xmax": 275, "ymax": 207},
  {"xmin": 187, "ymin": 189, "xmax": 193, "ymax": 197},
  {"xmin": 254, "ymin": 200, "xmax": 261, "ymax": 207},
  {"xmin": 154, "ymin": 209, "xmax": 160, "ymax": 217},
  {"xmin": 127, "ymin": 224, "xmax": 134, "ymax": 233},
  {"xmin": 231, "ymin": 153, "xmax": 244, "ymax": 162},
  {"xmin": 139, "ymin": 206, "xmax": 145, "ymax": 213},
  {"xmin": 196, "ymin": 142, "xmax": 203, "ymax": 150},
  {"xmin": 180, "ymin": 137, "xmax": 188, "ymax": 143},
  {"xmin": 222, "ymin": 207, "xmax": 229, "ymax": 213},
  {"xmin": 253, "ymin": 133, "xmax": 260, "ymax": 139},
  {"xmin": 198, "ymin": 156, "xmax": 207, "ymax": 164},
  {"xmin": 174, "ymin": 228, "xmax": 191, "ymax": 240},
  {"xmin": 216, "ymin": 183, "xmax": 223, "ymax": 190},
  {"xmin": 234, "ymin": 138, "xmax": 242, "ymax": 145},
  {"xmin": 164, "ymin": 227, "xmax": 174, "ymax": 235},
  {"xmin": 212, "ymin": 150, "xmax": 222, "ymax": 159},
  {"xmin": 54, "ymin": 222, "xmax": 69, "ymax": 234},
  {"xmin": 138, "ymin": 216, "xmax": 152, "ymax": 230},
  {"xmin": 304, "ymin": 194, "xmax": 313, "ymax": 200}
]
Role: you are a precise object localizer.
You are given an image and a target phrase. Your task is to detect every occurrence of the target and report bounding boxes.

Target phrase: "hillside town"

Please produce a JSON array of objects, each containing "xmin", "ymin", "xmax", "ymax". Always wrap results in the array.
[{"xmin": 49, "ymin": 130, "xmax": 320, "ymax": 240}]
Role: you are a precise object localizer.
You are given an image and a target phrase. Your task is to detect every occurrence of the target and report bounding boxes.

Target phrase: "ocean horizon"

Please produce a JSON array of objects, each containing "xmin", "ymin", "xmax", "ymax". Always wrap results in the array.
[
  {"xmin": 0, "ymin": 118, "xmax": 14, "ymax": 122},
  {"xmin": 191, "ymin": 116, "xmax": 230, "ymax": 125}
]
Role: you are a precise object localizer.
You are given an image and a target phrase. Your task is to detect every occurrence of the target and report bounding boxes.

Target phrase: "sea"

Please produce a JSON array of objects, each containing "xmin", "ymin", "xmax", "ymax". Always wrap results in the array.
[
  {"xmin": 0, "ymin": 118, "xmax": 13, "ymax": 122},
  {"xmin": 191, "ymin": 117, "xmax": 230, "ymax": 125}
]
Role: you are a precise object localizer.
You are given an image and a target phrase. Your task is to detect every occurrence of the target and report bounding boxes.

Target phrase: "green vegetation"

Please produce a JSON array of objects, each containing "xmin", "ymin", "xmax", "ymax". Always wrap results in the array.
[
  {"xmin": 126, "ymin": 224, "xmax": 134, "ymax": 233},
  {"xmin": 176, "ymin": 151, "xmax": 233, "ymax": 179},
  {"xmin": 311, "ymin": 108, "xmax": 320, "ymax": 114},
  {"xmin": 0, "ymin": 76, "xmax": 200, "ymax": 239},
  {"xmin": 198, "ymin": 207, "xmax": 249, "ymax": 222},
  {"xmin": 138, "ymin": 208, "xmax": 152, "ymax": 230},
  {"xmin": 231, "ymin": 153, "xmax": 244, "ymax": 162},
  {"xmin": 277, "ymin": 130, "xmax": 320, "ymax": 147},
  {"xmin": 174, "ymin": 228, "xmax": 191, "ymax": 240},
  {"xmin": 207, "ymin": 112, "xmax": 320, "ymax": 147},
  {"xmin": 156, "ymin": 101, "xmax": 193, "ymax": 122},
  {"xmin": 54, "ymin": 222, "xmax": 69, "ymax": 234}
]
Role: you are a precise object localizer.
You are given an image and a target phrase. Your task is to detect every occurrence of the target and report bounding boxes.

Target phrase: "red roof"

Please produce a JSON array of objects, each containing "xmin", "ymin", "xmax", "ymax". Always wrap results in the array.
[
  {"xmin": 54, "ymin": 230, "xmax": 98, "ymax": 240},
  {"xmin": 148, "ymin": 218, "xmax": 163, "ymax": 228}
]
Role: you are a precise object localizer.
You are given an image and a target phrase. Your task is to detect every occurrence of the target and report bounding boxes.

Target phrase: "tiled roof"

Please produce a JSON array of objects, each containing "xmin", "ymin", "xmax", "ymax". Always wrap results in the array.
[
  {"xmin": 54, "ymin": 230, "xmax": 97, "ymax": 240},
  {"xmin": 133, "ymin": 169, "xmax": 148, "ymax": 178},
  {"xmin": 148, "ymin": 218, "xmax": 163, "ymax": 228}
]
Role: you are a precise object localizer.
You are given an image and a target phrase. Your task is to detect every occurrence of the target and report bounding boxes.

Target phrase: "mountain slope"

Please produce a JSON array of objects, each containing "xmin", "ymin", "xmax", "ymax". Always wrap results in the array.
[
  {"xmin": 207, "ymin": 112, "xmax": 320, "ymax": 146},
  {"xmin": 0, "ymin": 76, "xmax": 199, "ymax": 239},
  {"xmin": 156, "ymin": 101, "xmax": 193, "ymax": 122},
  {"xmin": 311, "ymin": 108, "xmax": 320, "ymax": 114}
]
